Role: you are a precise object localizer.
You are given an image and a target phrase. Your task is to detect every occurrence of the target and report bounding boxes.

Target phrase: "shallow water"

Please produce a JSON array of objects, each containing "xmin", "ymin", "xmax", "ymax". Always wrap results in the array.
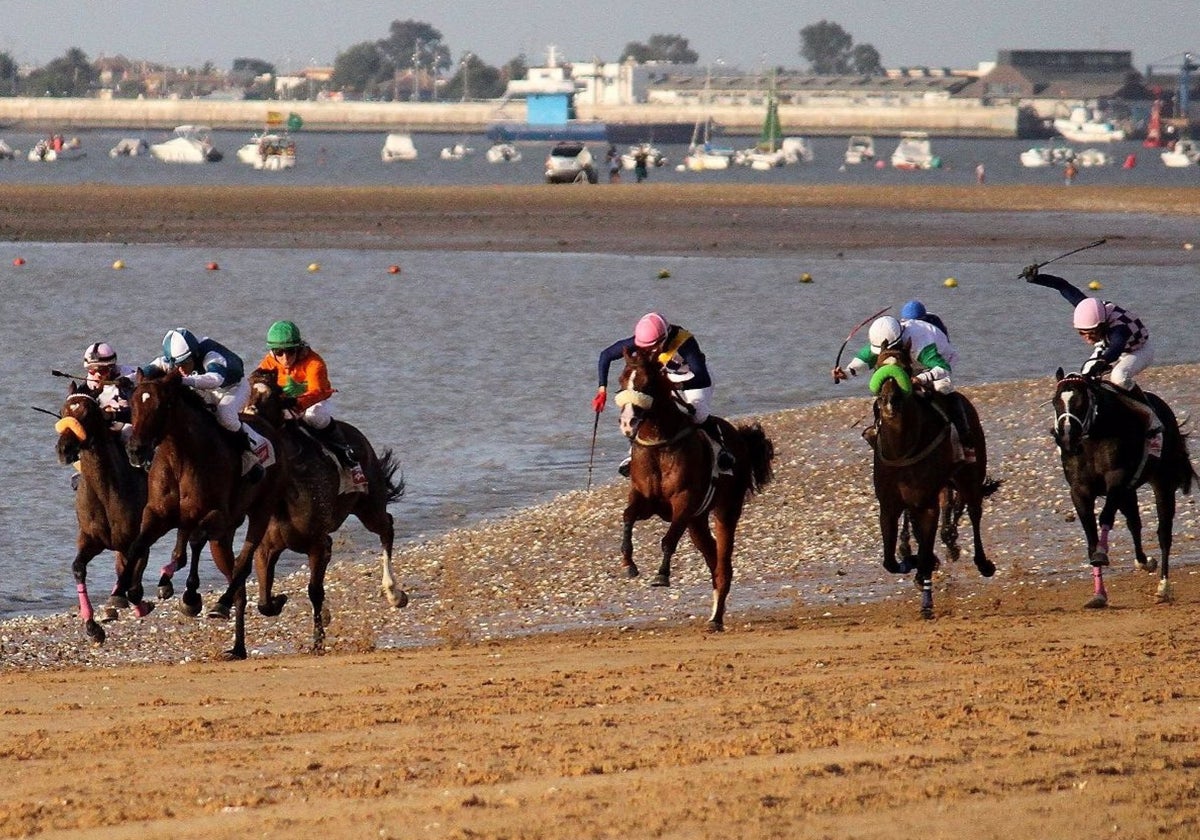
[{"xmin": 2, "ymin": 236, "xmax": 1196, "ymax": 619}]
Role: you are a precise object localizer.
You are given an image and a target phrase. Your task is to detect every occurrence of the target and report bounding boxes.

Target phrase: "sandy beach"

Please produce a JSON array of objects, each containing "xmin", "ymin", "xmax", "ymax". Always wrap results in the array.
[{"xmin": 2, "ymin": 185, "xmax": 1199, "ymax": 839}]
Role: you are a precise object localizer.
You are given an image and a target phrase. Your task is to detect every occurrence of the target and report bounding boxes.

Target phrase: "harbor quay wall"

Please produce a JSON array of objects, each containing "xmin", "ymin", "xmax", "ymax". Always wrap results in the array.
[{"xmin": 0, "ymin": 97, "xmax": 1020, "ymax": 138}]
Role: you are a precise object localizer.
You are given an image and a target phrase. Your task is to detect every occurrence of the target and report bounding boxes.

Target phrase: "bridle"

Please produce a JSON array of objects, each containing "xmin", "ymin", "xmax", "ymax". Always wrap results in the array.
[
  {"xmin": 616, "ymin": 362, "xmax": 695, "ymax": 447},
  {"xmin": 1053, "ymin": 374, "xmax": 1096, "ymax": 453}
]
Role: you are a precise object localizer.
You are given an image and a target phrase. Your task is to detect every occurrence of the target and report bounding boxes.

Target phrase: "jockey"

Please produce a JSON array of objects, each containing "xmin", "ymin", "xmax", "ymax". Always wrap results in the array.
[
  {"xmin": 595, "ymin": 311, "xmax": 733, "ymax": 476},
  {"xmin": 81, "ymin": 342, "xmax": 137, "ymax": 443},
  {"xmin": 256, "ymin": 320, "xmax": 357, "ymax": 467},
  {"xmin": 833, "ymin": 315, "xmax": 976, "ymax": 463},
  {"xmin": 899, "ymin": 299, "xmax": 949, "ymax": 338},
  {"xmin": 1022, "ymin": 266, "xmax": 1160, "ymax": 452},
  {"xmin": 141, "ymin": 327, "xmax": 261, "ymax": 479}
]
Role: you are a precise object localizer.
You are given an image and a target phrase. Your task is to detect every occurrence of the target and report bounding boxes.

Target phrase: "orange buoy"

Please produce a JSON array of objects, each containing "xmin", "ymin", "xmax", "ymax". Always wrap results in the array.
[
  {"xmin": 387, "ymin": 264, "xmax": 401, "ymax": 274},
  {"xmin": 12, "ymin": 257, "xmax": 25, "ymax": 266},
  {"xmin": 206, "ymin": 261, "xmax": 220, "ymax": 271},
  {"xmin": 1123, "ymin": 154, "xmax": 1137, "ymax": 169}
]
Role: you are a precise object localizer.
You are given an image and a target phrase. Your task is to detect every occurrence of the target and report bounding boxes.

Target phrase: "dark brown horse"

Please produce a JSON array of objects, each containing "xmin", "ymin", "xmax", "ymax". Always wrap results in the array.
[
  {"xmin": 1051, "ymin": 369, "xmax": 1196, "ymax": 608},
  {"xmin": 615, "ymin": 349, "xmax": 774, "ymax": 631},
  {"xmin": 122, "ymin": 369, "xmax": 283, "ymax": 659},
  {"xmin": 243, "ymin": 370, "xmax": 407, "ymax": 652},
  {"xmin": 870, "ymin": 346, "xmax": 999, "ymax": 618},
  {"xmin": 55, "ymin": 385, "xmax": 207, "ymax": 643}
]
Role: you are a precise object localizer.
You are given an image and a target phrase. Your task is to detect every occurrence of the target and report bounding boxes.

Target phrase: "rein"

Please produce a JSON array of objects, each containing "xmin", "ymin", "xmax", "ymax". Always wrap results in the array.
[{"xmin": 874, "ymin": 377, "xmax": 951, "ymax": 467}]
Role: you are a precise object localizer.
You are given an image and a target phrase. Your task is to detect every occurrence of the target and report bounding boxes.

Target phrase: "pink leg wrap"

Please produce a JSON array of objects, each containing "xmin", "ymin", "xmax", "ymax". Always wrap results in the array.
[
  {"xmin": 132, "ymin": 602, "xmax": 152, "ymax": 618},
  {"xmin": 77, "ymin": 583, "xmax": 94, "ymax": 623},
  {"xmin": 1098, "ymin": 524, "xmax": 1110, "ymax": 553},
  {"xmin": 1092, "ymin": 566, "xmax": 1107, "ymax": 598},
  {"xmin": 160, "ymin": 561, "xmax": 177, "ymax": 578}
]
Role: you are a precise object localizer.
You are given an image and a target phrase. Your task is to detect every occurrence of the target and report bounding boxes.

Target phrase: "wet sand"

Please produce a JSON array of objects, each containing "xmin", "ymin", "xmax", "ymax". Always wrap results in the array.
[{"xmin": 2, "ymin": 185, "xmax": 1199, "ymax": 839}]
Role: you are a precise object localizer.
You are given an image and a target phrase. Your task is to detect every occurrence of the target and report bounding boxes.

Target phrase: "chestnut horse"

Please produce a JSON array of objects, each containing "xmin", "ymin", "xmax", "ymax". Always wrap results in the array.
[
  {"xmin": 1051, "ymin": 369, "xmax": 1196, "ymax": 608},
  {"xmin": 615, "ymin": 349, "xmax": 774, "ymax": 631},
  {"xmin": 55, "ymin": 385, "xmax": 204, "ymax": 643},
  {"xmin": 870, "ymin": 347, "xmax": 999, "ymax": 618},
  {"xmin": 243, "ymin": 370, "xmax": 407, "ymax": 652},
  {"xmin": 122, "ymin": 369, "xmax": 283, "ymax": 659}
]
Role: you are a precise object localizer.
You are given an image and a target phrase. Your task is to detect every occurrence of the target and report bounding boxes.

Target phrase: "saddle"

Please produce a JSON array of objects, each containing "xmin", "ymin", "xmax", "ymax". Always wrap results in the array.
[
  {"xmin": 1100, "ymin": 381, "xmax": 1163, "ymax": 459},
  {"xmin": 292, "ymin": 423, "xmax": 367, "ymax": 494}
]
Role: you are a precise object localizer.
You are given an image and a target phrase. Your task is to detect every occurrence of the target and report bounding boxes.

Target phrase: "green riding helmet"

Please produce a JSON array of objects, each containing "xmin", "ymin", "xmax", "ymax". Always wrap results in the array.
[{"xmin": 266, "ymin": 320, "xmax": 303, "ymax": 350}]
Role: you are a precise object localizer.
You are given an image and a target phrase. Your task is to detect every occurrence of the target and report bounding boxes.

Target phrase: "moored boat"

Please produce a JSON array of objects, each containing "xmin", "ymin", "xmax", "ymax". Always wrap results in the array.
[
  {"xmin": 485, "ymin": 142, "xmax": 522, "ymax": 163},
  {"xmin": 844, "ymin": 135, "xmax": 875, "ymax": 165},
  {"xmin": 27, "ymin": 135, "xmax": 85, "ymax": 162},
  {"xmin": 236, "ymin": 132, "xmax": 297, "ymax": 170},
  {"xmin": 1161, "ymin": 138, "xmax": 1199, "ymax": 167},
  {"xmin": 150, "ymin": 125, "xmax": 222, "ymax": 163},
  {"xmin": 1053, "ymin": 107, "xmax": 1126, "ymax": 144},
  {"xmin": 381, "ymin": 132, "xmax": 418, "ymax": 162},
  {"xmin": 109, "ymin": 138, "xmax": 149, "ymax": 157},
  {"xmin": 890, "ymin": 131, "xmax": 940, "ymax": 170}
]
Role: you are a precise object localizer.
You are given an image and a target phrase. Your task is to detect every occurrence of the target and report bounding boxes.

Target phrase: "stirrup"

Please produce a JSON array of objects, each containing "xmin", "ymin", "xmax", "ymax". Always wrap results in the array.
[
  {"xmin": 617, "ymin": 456, "xmax": 631, "ymax": 478},
  {"xmin": 717, "ymin": 449, "xmax": 735, "ymax": 472}
]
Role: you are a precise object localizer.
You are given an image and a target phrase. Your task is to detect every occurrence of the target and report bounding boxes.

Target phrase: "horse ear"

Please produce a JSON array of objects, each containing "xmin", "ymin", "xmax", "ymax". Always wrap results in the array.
[
  {"xmin": 67, "ymin": 380, "xmax": 78, "ymax": 395},
  {"xmin": 1055, "ymin": 367, "xmax": 1065, "ymax": 381}
]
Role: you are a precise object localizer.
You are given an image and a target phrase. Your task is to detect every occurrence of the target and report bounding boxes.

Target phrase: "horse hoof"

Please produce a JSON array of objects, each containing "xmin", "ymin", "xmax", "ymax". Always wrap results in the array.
[
  {"xmin": 920, "ymin": 607, "xmax": 934, "ymax": 620},
  {"xmin": 1090, "ymin": 553, "xmax": 1110, "ymax": 568},
  {"xmin": 1083, "ymin": 595, "xmax": 1108, "ymax": 609},
  {"xmin": 222, "ymin": 647, "xmax": 247, "ymax": 661},
  {"xmin": 257, "ymin": 594, "xmax": 288, "ymax": 617},
  {"xmin": 106, "ymin": 594, "xmax": 130, "ymax": 610},
  {"xmin": 102, "ymin": 606, "xmax": 120, "ymax": 623},
  {"xmin": 650, "ymin": 574, "xmax": 670, "ymax": 587},
  {"xmin": 1138, "ymin": 559, "xmax": 1159, "ymax": 573},
  {"xmin": 975, "ymin": 559, "xmax": 996, "ymax": 578},
  {"xmin": 85, "ymin": 619, "xmax": 106, "ymax": 644},
  {"xmin": 947, "ymin": 545, "xmax": 962, "ymax": 562},
  {"xmin": 706, "ymin": 620, "xmax": 725, "ymax": 633},
  {"xmin": 624, "ymin": 565, "xmax": 640, "ymax": 579},
  {"xmin": 883, "ymin": 558, "xmax": 912, "ymax": 574},
  {"xmin": 181, "ymin": 591, "xmax": 203, "ymax": 616},
  {"xmin": 1156, "ymin": 581, "xmax": 1172, "ymax": 603},
  {"xmin": 384, "ymin": 588, "xmax": 408, "ymax": 609},
  {"xmin": 157, "ymin": 582, "xmax": 175, "ymax": 600},
  {"xmin": 208, "ymin": 604, "xmax": 231, "ymax": 620}
]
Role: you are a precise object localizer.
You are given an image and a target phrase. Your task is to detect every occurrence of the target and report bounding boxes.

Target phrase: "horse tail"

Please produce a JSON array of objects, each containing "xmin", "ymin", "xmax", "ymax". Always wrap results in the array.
[
  {"xmin": 1160, "ymin": 404, "xmax": 1197, "ymax": 495},
  {"xmin": 981, "ymin": 477, "xmax": 1002, "ymax": 498},
  {"xmin": 735, "ymin": 421, "xmax": 775, "ymax": 494},
  {"xmin": 375, "ymin": 447, "xmax": 406, "ymax": 505}
]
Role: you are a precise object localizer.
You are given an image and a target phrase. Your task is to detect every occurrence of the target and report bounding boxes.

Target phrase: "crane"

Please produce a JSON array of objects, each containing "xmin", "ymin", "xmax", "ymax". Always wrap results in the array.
[{"xmin": 1144, "ymin": 52, "xmax": 1198, "ymax": 128}]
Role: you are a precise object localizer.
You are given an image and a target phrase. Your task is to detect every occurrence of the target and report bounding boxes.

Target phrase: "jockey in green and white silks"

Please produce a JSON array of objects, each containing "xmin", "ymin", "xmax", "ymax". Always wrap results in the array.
[{"xmin": 833, "ymin": 315, "xmax": 975, "ymax": 462}]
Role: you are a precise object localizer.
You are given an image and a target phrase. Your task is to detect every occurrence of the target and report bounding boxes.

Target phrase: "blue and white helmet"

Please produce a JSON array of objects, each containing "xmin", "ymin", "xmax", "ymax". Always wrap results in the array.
[{"xmin": 162, "ymin": 328, "xmax": 199, "ymax": 366}]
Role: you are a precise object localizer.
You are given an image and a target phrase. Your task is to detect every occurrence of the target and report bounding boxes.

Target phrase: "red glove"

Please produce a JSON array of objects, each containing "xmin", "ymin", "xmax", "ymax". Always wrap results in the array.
[{"xmin": 592, "ymin": 388, "xmax": 606, "ymax": 413}]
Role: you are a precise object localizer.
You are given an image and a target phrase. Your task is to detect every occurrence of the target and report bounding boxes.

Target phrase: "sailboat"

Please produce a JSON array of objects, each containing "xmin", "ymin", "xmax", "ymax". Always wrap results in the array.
[
  {"xmin": 738, "ymin": 78, "xmax": 813, "ymax": 170},
  {"xmin": 681, "ymin": 69, "xmax": 735, "ymax": 171}
]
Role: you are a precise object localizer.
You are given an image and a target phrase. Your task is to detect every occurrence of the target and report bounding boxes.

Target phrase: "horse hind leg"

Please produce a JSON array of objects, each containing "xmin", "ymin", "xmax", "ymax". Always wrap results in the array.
[
  {"xmin": 361, "ymin": 507, "xmax": 407, "ymax": 608},
  {"xmin": 687, "ymin": 519, "xmax": 728, "ymax": 632},
  {"xmin": 964, "ymin": 494, "xmax": 995, "ymax": 578},
  {"xmin": 307, "ymin": 536, "xmax": 332, "ymax": 654},
  {"xmin": 1151, "ymin": 482, "xmax": 1176, "ymax": 603},
  {"xmin": 73, "ymin": 545, "xmax": 107, "ymax": 644},
  {"xmin": 939, "ymin": 487, "xmax": 961, "ymax": 563}
]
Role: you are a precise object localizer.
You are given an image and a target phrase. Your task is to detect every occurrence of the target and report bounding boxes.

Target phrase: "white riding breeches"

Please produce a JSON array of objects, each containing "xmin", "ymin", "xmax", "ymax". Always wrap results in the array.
[
  {"xmin": 196, "ymin": 378, "xmax": 251, "ymax": 432},
  {"xmin": 301, "ymin": 398, "xmax": 335, "ymax": 430},
  {"xmin": 678, "ymin": 386, "xmax": 712, "ymax": 424},
  {"xmin": 1106, "ymin": 343, "xmax": 1154, "ymax": 390}
]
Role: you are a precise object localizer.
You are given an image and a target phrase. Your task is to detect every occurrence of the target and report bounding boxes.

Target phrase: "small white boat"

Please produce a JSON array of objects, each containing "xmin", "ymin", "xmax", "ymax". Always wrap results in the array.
[
  {"xmin": 844, "ymin": 135, "xmax": 875, "ymax": 165},
  {"xmin": 150, "ymin": 125, "xmax": 222, "ymax": 163},
  {"xmin": 1074, "ymin": 148, "xmax": 1110, "ymax": 167},
  {"xmin": 236, "ymin": 132, "xmax": 296, "ymax": 170},
  {"xmin": 1019, "ymin": 144, "xmax": 1074, "ymax": 168},
  {"xmin": 109, "ymin": 138, "xmax": 149, "ymax": 157},
  {"xmin": 1053, "ymin": 107, "xmax": 1126, "ymax": 144},
  {"xmin": 485, "ymin": 142, "xmax": 521, "ymax": 163},
  {"xmin": 891, "ymin": 131, "xmax": 940, "ymax": 170},
  {"xmin": 1161, "ymin": 138, "xmax": 1199, "ymax": 168},
  {"xmin": 381, "ymin": 132, "xmax": 418, "ymax": 162},
  {"xmin": 439, "ymin": 142, "xmax": 474, "ymax": 161},
  {"xmin": 27, "ymin": 136, "xmax": 85, "ymax": 162},
  {"xmin": 620, "ymin": 143, "xmax": 667, "ymax": 170},
  {"xmin": 0, "ymin": 139, "xmax": 16, "ymax": 160}
]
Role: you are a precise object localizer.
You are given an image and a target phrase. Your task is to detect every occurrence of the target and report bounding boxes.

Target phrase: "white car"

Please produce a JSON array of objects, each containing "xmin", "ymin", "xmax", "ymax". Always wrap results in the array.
[{"xmin": 544, "ymin": 142, "xmax": 598, "ymax": 184}]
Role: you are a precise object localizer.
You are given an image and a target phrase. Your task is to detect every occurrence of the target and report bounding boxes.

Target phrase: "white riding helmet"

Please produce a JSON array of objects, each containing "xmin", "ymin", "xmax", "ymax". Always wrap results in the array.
[
  {"xmin": 868, "ymin": 316, "xmax": 903, "ymax": 354},
  {"xmin": 83, "ymin": 342, "xmax": 117, "ymax": 369}
]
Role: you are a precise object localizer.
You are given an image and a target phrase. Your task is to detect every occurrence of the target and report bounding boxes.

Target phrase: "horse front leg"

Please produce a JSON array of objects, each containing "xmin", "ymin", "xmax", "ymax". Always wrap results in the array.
[
  {"xmin": 306, "ymin": 535, "xmax": 332, "ymax": 654},
  {"xmin": 650, "ymin": 516, "xmax": 690, "ymax": 588},
  {"xmin": 879, "ymin": 499, "xmax": 907, "ymax": 574},
  {"xmin": 1070, "ymin": 488, "xmax": 1108, "ymax": 609},
  {"xmin": 1151, "ymin": 483, "xmax": 1176, "ymax": 603},
  {"xmin": 113, "ymin": 517, "xmax": 170, "ymax": 618},
  {"xmin": 698, "ymin": 514, "xmax": 738, "ymax": 633},
  {"xmin": 179, "ymin": 537, "xmax": 204, "ymax": 617},
  {"xmin": 911, "ymin": 507, "xmax": 940, "ymax": 620},
  {"xmin": 620, "ymin": 496, "xmax": 652, "ymax": 579},
  {"xmin": 71, "ymin": 542, "xmax": 106, "ymax": 644},
  {"xmin": 965, "ymin": 494, "xmax": 995, "ymax": 578},
  {"xmin": 373, "ymin": 511, "xmax": 407, "ymax": 608},
  {"xmin": 939, "ymin": 487, "xmax": 962, "ymax": 563}
]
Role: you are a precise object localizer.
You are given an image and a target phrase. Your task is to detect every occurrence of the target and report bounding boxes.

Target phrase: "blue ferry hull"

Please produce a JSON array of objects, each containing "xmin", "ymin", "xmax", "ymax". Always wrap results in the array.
[{"xmin": 486, "ymin": 121, "xmax": 609, "ymax": 142}]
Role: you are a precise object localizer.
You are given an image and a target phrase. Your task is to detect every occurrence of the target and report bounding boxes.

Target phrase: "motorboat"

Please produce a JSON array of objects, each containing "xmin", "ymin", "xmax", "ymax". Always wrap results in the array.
[
  {"xmin": 236, "ymin": 132, "xmax": 297, "ymax": 170},
  {"xmin": 27, "ymin": 135, "xmax": 85, "ymax": 162},
  {"xmin": 1053, "ymin": 107, "xmax": 1126, "ymax": 144},
  {"xmin": 381, "ymin": 132, "xmax": 418, "ymax": 162},
  {"xmin": 150, "ymin": 125, "xmax": 222, "ymax": 163},
  {"xmin": 544, "ymin": 141, "xmax": 598, "ymax": 183},
  {"xmin": 0, "ymin": 139, "xmax": 16, "ymax": 160},
  {"xmin": 844, "ymin": 135, "xmax": 875, "ymax": 165},
  {"xmin": 890, "ymin": 131, "xmax": 941, "ymax": 170},
  {"xmin": 485, "ymin": 142, "xmax": 521, "ymax": 163},
  {"xmin": 439, "ymin": 142, "xmax": 474, "ymax": 161},
  {"xmin": 1019, "ymin": 144, "xmax": 1074, "ymax": 168},
  {"xmin": 1161, "ymin": 138, "xmax": 1199, "ymax": 167},
  {"xmin": 109, "ymin": 138, "xmax": 149, "ymax": 157},
  {"xmin": 1074, "ymin": 148, "xmax": 1110, "ymax": 167}
]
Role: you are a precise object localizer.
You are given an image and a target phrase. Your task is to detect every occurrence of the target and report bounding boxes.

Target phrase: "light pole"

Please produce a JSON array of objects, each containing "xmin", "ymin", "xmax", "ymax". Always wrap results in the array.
[
  {"xmin": 412, "ymin": 40, "xmax": 423, "ymax": 102},
  {"xmin": 460, "ymin": 52, "xmax": 473, "ymax": 102}
]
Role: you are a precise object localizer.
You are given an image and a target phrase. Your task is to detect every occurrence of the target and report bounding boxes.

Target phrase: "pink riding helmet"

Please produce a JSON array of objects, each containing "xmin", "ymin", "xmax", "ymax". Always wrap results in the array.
[
  {"xmin": 634, "ymin": 312, "xmax": 669, "ymax": 348},
  {"xmin": 1073, "ymin": 298, "xmax": 1107, "ymax": 330}
]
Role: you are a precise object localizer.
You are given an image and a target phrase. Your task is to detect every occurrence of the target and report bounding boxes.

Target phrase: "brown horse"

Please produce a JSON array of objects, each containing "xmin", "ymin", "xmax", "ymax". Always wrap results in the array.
[
  {"xmin": 122, "ymin": 369, "xmax": 283, "ymax": 660},
  {"xmin": 615, "ymin": 349, "xmax": 774, "ymax": 631},
  {"xmin": 55, "ymin": 385, "xmax": 207, "ymax": 643},
  {"xmin": 1051, "ymin": 369, "xmax": 1197, "ymax": 607},
  {"xmin": 870, "ymin": 346, "xmax": 999, "ymax": 618},
  {"xmin": 243, "ymin": 370, "xmax": 407, "ymax": 652}
]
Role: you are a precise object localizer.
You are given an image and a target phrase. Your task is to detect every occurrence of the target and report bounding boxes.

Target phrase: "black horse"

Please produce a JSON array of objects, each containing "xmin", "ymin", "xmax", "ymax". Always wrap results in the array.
[
  {"xmin": 1051, "ymin": 369, "xmax": 1196, "ymax": 607},
  {"xmin": 870, "ymin": 347, "xmax": 1000, "ymax": 618}
]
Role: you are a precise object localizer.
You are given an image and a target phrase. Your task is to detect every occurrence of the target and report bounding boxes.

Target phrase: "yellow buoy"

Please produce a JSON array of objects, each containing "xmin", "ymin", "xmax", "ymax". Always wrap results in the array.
[
  {"xmin": 1088, "ymin": 280, "xmax": 1102, "ymax": 290},
  {"xmin": 943, "ymin": 277, "xmax": 957, "ymax": 288},
  {"xmin": 307, "ymin": 262, "xmax": 320, "ymax": 273},
  {"xmin": 799, "ymin": 272, "xmax": 813, "ymax": 283},
  {"xmin": 657, "ymin": 269, "xmax": 671, "ymax": 279},
  {"xmin": 1184, "ymin": 242, "xmax": 1194, "ymax": 251},
  {"xmin": 112, "ymin": 259, "xmax": 125, "ymax": 270}
]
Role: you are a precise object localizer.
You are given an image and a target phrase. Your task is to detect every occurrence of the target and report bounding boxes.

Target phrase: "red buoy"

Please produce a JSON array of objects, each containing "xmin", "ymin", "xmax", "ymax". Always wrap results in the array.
[
  {"xmin": 206, "ymin": 261, "xmax": 220, "ymax": 271},
  {"xmin": 12, "ymin": 257, "xmax": 25, "ymax": 266},
  {"xmin": 1123, "ymin": 154, "xmax": 1137, "ymax": 169},
  {"xmin": 387, "ymin": 264, "xmax": 401, "ymax": 275}
]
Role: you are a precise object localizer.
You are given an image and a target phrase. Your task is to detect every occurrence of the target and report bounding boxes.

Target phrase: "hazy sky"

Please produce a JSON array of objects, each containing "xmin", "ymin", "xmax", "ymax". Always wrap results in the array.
[{"xmin": 0, "ymin": 0, "xmax": 1194, "ymax": 75}]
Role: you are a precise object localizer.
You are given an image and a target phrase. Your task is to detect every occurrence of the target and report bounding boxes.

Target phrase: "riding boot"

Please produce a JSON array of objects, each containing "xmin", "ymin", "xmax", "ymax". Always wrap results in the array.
[
  {"xmin": 313, "ymin": 420, "xmax": 358, "ymax": 467},
  {"xmin": 701, "ymin": 416, "xmax": 735, "ymax": 473},
  {"xmin": 236, "ymin": 429, "xmax": 264, "ymax": 484},
  {"xmin": 1119, "ymin": 384, "xmax": 1163, "ymax": 457},
  {"xmin": 951, "ymin": 394, "xmax": 976, "ymax": 463}
]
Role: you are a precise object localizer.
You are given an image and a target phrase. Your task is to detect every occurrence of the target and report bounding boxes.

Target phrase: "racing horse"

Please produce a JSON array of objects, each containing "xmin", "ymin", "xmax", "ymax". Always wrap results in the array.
[
  {"xmin": 243, "ymin": 370, "xmax": 407, "ymax": 653},
  {"xmin": 1051, "ymin": 369, "xmax": 1196, "ymax": 607},
  {"xmin": 121, "ymin": 368, "xmax": 284, "ymax": 659},
  {"xmin": 870, "ymin": 346, "xmax": 999, "ymax": 618},
  {"xmin": 615, "ymin": 348, "xmax": 774, "ymax": 631},
  {"xmin": 55, "ymin": 384, "xmax": 205, "ymax": 644}
]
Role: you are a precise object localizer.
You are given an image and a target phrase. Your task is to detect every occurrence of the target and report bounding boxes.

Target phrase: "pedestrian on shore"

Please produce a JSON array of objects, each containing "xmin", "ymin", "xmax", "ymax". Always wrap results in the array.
[
  {"xmin": 634, "ymin": 148, "xmax": 649, "ymax": 183},
  {"xmin": 1065, "ymin": 160, "xmax": 1078, "ymax": 185},
  {"xmin": 975, "ymin": 162, "xmax": 986, "ymax": 184},
  {"xmin": 606, "ymin": 145, "xmax": 621, "ymax": 183}
]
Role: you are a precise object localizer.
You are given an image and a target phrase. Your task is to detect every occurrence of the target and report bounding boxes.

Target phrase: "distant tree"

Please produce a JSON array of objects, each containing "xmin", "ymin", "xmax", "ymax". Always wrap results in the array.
[
  {"xmin": 851, "ymin": 44, "xmax": 885, "ymax": 76},
  {"xmin": 232, "ymin": 58, "xmax": 275, "ymax": 76},
  {"xmin": 443, "ymin": 53, "xmax": 504, "ymax": 100},
  {"xmin": 377, "ymin": 19, "xmax": 451, "ymax": 74},
  {"xmin": 22, "ymin": 47, "xmax": 97, "ymax": 96},
  {"xmin": 0, "ymin": 52, "xmax": 18, "ymax": 96},
  {"xmin": 331, "ymin": 42, "xmax": 387, "ymax": 94},
  {"xmin": 800, "ymin": 20, "xmax": 879, "ymax": 75},
  {"xmin": 502, "ymin": 55, "xmax": 528, "ymax": 84},
  {"xmin": 621, "ymin": 34, "xmax": 698, "ymax": 64}
]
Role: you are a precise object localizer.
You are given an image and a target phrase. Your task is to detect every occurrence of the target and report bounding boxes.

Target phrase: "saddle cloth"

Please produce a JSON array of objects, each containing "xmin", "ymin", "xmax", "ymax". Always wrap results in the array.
[{"xmin": 240, "ymin": 426, "xmax": 277, "ymax": 476}]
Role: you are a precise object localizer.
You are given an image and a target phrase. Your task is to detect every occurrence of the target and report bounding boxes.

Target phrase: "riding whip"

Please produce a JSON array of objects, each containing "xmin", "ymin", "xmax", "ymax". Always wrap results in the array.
[
  {"xmin": 834, "ymin": 306, "xmax": 890, "ymax": 375},
  {"xmin": 51, "ymin": 369, "xmax": 88, "ymax": 382},
  {"xmin": 31, "ymin": 405, "xmax": 60, "ymax": 418},
  {"xmin": 586, "ymin": 409, "xmax": 601, "ymax": 490},
  {"xmin": 1021, "ymin": 238, "xmax": 1107, "ymax": 278}
]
